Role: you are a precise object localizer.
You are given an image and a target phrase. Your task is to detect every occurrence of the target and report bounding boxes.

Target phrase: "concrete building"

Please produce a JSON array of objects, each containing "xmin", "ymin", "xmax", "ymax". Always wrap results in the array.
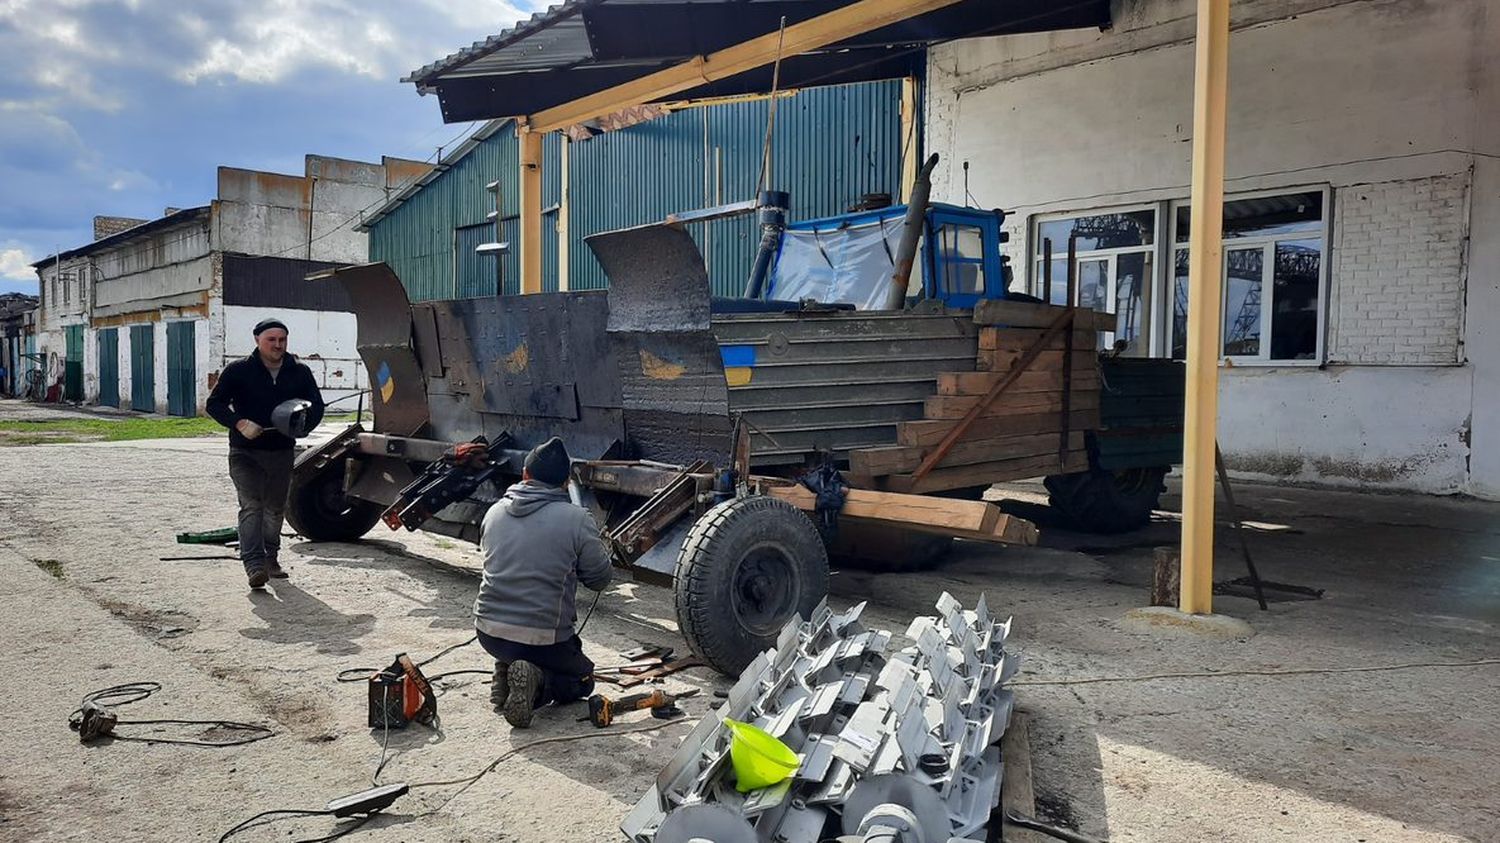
[
  {"xmin": 1, "ymin": 293, "xmax": 39, "ymax": 397},
  {"xmin": 33, "ymin": 155, "xmax": 431, "ymax": 415},
  {"xmin": 923, "ymin": 0, "xmax": 1499, "ymax": 498}
]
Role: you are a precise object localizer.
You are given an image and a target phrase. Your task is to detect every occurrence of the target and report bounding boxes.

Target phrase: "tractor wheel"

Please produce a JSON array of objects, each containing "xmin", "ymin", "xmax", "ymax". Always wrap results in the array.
[
  {"xmin": 286, "ymin": 457, "xmax": 383, "ymax": 542},
  {"xmin": 824, "ymin": 522, "xmax": 953, "ymax": 573},
  {"xmin": 674, "ymin": 496, "xmax": 830, "ymax": 676},
  {"xmin": 1043, "ymin": 467, "xmax": 1169, "ymax": 534}
]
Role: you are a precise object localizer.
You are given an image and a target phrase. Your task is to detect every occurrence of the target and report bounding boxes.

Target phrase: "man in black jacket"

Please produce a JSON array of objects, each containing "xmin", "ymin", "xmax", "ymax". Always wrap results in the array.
[{"xmin": 206, "ymin": 318, "xmax": 325, "ymax": 589}]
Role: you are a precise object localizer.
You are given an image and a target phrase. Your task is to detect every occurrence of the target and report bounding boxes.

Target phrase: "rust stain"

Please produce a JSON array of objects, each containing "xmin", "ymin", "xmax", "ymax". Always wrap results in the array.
[
  {"xmin": 639, "ymin": 349, "xmax": 686, "ymax": 381},
  {"xmin": 503, "ymin": 343, "xmax": 530, "ymax": 374},
  {"xmin": 207, "ymin": 371, "xmax": 219, "ymax": 391}
]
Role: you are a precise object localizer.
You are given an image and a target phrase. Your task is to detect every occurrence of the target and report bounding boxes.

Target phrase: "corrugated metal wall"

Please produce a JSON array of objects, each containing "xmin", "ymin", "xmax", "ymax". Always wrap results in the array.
[{"xmin": 371, "ymin": 80, "xmax": 903, "ymax": 301}]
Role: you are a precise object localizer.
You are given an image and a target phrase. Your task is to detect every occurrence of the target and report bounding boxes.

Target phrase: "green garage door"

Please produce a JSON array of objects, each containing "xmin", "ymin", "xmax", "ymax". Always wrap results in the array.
[
  {"xmin": 166, "ymin": 321, "xmax": 196, "ymax": 417},
  {"xmin": 97, "ymin": 328, "xmax": 119, "ymax": 407},
  {"xmin": 130, "ymin": 325, "xmax": 155, "ymax": 412},
  {"xmin": 64, "ymin": 325, "xmax": 84, "ymax": 402}
]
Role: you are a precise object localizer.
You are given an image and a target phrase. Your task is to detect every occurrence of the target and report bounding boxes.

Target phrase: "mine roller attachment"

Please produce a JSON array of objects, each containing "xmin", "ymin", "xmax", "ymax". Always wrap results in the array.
[
  {"xmin": 286, "ymin": 425, "xmax": 384, "ymax": 542},
  {"xmin": 673, "ymin": 495, "xmax": 830, "ymax": 676},
  {"xmin": 1044, "ymin": 466, "xmax": 1169, "ymax": 534}
]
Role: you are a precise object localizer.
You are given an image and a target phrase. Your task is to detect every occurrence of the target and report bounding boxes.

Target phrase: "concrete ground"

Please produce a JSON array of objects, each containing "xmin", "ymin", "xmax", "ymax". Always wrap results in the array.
[{"xmin": 0, "ymin": 401, "xmax": 1495, "ymax": 842}]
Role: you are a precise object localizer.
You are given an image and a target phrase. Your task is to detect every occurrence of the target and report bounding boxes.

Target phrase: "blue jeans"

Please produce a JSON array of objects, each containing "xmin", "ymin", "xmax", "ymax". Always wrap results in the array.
[{"xmin": 476, "ymin": 631, "xmax": 595, "ymax": 705}]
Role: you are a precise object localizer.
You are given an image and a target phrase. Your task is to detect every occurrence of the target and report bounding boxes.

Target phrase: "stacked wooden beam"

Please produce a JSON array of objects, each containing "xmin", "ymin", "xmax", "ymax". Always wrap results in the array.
[{"xmin": 847, "ymin": 301, "xmax": 1105, "ymax": 494}]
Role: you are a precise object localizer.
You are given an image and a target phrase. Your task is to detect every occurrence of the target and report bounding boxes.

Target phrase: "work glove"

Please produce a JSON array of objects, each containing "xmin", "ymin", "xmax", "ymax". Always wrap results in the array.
[{"xmin": 236, "ymin": 419, "xmax": 264, "ymax": 440}]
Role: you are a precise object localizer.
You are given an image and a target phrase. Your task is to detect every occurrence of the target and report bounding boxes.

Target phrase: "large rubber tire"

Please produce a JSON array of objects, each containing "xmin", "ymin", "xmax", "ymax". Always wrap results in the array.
[
  {"xmin": 824, "ymin": 522, "xmax": 953, "ymax": 573},
  {"xmin": 286, "ymin": 458, "xmax": 383, "ymax": 542},
  {"xmin": 674, "ymin": 496, "xmax": 831, "ymax": 676},
  {"xmin": 1044, "ymin": 467, "xmax": 1169, "ymax": 534}
]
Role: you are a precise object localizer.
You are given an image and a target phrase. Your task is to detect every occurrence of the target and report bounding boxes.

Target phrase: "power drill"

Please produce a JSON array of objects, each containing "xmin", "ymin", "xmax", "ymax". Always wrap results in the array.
[{"xmin": 584, "ymin": 688, "xmax": 698, "ymax": 728}]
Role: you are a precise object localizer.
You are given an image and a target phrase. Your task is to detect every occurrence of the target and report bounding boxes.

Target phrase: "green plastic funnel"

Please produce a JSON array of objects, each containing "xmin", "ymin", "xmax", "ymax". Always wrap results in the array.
[{"xmin": 723, "ymin": 718, "xmax": 799, "ymax": 792}]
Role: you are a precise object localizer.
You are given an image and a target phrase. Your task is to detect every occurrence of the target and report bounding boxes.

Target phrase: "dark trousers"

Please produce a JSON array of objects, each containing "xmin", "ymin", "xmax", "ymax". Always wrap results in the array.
[
  {"xmin": 228, "ymin": 447, "xmax": 295, "ymax": 573},
  {"xmin": 476, "ymin": 630, "xmax": 596, "ymax": 706}
]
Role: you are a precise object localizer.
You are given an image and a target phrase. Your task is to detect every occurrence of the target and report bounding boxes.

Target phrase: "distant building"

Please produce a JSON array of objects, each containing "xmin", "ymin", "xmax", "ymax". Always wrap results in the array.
[
  {"xmin": 1, "ymin": 293, "xmax": 39, "ymax": 397},
  {"xmin": 32, "ymin": 155, "xmax": 431, "ymax": 415}
]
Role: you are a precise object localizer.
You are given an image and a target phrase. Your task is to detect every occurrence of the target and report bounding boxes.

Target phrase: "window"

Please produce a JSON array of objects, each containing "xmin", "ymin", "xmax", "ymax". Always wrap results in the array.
[
  {"xmin": 1031, "ymin": 208, "xmax": 1156, "ymax": 354},
  {"xmin": 936, "ymin": 223, "xmax": 986, "ymax": 298},
  {"xmin": 1170, "ymin": 190, "xmax": 1326, "ymax": 362},
  {"xmin": 62, "ymin": 272, "xmax": 71, "ymax": 306}
]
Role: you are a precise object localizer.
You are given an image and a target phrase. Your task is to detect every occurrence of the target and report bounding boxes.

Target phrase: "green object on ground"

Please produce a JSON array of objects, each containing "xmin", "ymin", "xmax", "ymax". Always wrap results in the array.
[
  {"xmin": 723, "ymin": 718, "xmax": 799, "ymax": 792},
  {"xmin": 0, "ymin": 416, "xmax": 223, "ymax": 446},
  {"xmin": 177, "ymin": 527, "xmax": 239, "ymax": 545}
]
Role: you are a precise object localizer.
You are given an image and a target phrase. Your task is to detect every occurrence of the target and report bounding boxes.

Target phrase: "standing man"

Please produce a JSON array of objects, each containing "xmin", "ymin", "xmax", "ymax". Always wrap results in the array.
[
  {"xmin": 207, "ymin": 318, "xmax": 325, "ymax": 589},
  {"xmin": 474, "ymin": 437, "xmax": 612, "ymax": 728}
]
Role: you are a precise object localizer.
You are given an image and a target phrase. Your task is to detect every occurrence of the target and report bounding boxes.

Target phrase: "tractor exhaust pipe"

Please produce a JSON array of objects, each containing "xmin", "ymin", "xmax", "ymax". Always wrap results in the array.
[
  {"xmin": 883, "ymin": 153, "xmax": 940, "ymax": 311},
  {"xmin": 742, "ymin": 190, "xmax": 791, "ymax": 300}
]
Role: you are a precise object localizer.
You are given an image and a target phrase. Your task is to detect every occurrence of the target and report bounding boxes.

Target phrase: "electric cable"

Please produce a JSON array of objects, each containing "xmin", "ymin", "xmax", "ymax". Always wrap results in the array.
[
  {"xmin": 1003, "ymin": 810, "xmax": 1108, "ymax": 843},
  {"xmin": 217, "ymin": 807, "xmax": 378, "ymax": 843},
  {"xmin": 68, "ymin": 682, "xmax": 274, "ymax": 748},
  {"xmin": 1011, "ymin": 657, "xmax": 1500, "ymax": 687},
  {"xmin": 335, "ymin": 635, "xmax": 478, "ymax": 683}
]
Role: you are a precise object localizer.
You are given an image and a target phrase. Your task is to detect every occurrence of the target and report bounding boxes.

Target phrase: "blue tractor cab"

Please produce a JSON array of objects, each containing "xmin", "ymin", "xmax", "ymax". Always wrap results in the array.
[{"xmin": 763, "ymin": 202, "xmax": 1011, "ymax": 309}]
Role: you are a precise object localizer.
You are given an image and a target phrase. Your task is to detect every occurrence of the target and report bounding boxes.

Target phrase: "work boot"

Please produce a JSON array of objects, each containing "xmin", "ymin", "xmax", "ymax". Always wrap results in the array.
[
  {"xmin": 490, "ymin": 661, "xmax": 510, "ymax": 710},
  {"xmin": 245, "ymin": 565, "xmax": 269, "ymax": 589},
  {"xmin": 266, "ymin": 559, "xmax": 288, "ymax": 579},
  {"xmin": 503, "ymin": 661, "xmax": 543, "ymax": 729}
]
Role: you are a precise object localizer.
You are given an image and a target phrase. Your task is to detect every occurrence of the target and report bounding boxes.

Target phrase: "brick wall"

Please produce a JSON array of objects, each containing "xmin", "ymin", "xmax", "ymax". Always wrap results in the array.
[{"xmin": 1329, "ymin": 173, "xmax": 1469, "ymax": 364}]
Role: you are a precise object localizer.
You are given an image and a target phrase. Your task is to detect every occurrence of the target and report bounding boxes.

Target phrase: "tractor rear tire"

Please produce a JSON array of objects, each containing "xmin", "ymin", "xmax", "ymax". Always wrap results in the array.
[
  {"xmin": 824, "ymin": 522, "xmax": 954, "ymax": 573},
  {"xmin": 674, "ymin": 496, "xmax": 830, "ymax": 676},
  {"xmin": 286, "ymin": 458, "xmax": 383, "ymax": 542},
  {"xmin": 1043, "ymin": 467, "xmax": 1169, "ymax": 534}
]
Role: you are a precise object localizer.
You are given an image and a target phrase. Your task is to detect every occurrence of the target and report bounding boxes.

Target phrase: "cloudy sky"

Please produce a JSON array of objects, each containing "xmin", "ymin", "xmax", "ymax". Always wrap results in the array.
[{"xmin": 0, "ymin": 0, "xmax": 542, "ymax": 294}]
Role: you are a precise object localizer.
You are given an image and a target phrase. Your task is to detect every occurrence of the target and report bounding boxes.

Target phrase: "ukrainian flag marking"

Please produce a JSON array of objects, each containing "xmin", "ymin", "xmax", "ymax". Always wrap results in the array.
[{"xmin": 377, "ymin": 361, "xmax": 395, "ymax": 403}]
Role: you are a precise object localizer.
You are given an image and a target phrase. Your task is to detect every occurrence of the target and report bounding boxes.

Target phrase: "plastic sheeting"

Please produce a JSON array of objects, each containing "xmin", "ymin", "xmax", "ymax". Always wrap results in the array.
[{"xmin": 767, "ymin": 213, "xmax": 909, "ymax": 310}]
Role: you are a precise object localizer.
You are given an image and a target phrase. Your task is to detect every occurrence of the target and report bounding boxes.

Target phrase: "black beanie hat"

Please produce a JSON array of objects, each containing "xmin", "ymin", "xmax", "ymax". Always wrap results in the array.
[
  {"xmin": 253, "ymin": 318, "xmax": 289, "ymax": 336},
  {"xmin": 524, "ymin": 437, "xmax": 570, "ymax": 486}
]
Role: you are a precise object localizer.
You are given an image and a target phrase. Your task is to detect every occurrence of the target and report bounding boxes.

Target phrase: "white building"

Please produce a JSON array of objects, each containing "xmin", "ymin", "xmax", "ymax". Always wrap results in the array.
[
  {"xmin": 34, "ymin": 154, "xmax": 431, "ymax": 415},
  {"xmin": 924, "ymin": 0, "xmax": 1499, "ymax": 498}
]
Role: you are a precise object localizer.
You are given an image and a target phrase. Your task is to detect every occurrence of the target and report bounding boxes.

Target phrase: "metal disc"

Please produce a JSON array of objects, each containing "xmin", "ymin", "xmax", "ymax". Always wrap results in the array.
[
  {"xmin": 840, "ymin": 774, "xmax": 950, "ymax": 842},
  {"xmin": 654, "ymin": 803, "xmax": 758, "ymax": 843}
]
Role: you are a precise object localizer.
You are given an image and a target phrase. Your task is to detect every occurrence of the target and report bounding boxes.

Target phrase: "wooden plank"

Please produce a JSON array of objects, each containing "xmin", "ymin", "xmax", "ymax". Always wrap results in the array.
[
  {"xmin": 766, "ymin": 484, "xmax": 1038, "ymax": 545},
  {"xmin": 849, "ymin": 431, "xmax": 1086, "ymax": 477},
  {"xmin": 974, "ymin": 299, "xmax": 1116, "ymax": 331},
  {"xmin": 979, "ymin": 348, "xmax": 1097, "ymax": 372},
  {"xmin": 979, "ymin": 327, "xmax": 1096, "ymax": 351},
  {"xmin": 883, "ymin": 451, "xmax": 1090, "ymax": 495},
  {"xmin": 899, "ymin": 410, "xmax": 1100, "ymax": 447},
  {"xmin": 938, "ymin": 369, "xmax": 1099, "ymax": 396},
  {"xmin": 998, "ymin": 712, "xmax": 1048, "ymax": 843},
  {"xmin": 925, "ymin": 391, "xmax": 1100, "ymax": 420}
]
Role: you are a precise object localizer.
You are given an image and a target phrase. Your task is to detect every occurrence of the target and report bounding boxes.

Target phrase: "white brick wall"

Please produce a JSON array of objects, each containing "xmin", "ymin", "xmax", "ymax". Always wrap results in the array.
[{"xmin": 1329, "ymin": 173, "xmax": 1469, "ymax": 365}]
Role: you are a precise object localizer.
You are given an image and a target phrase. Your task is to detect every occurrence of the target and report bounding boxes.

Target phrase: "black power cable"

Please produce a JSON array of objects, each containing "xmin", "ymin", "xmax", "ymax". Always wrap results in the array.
[
  {"xmin": 217, "ymin": 808, "xmax": 378, "ymax": 843},
  {"xmin": 68, "ymin": 682, "xmax": 274, "ymax": 748}
]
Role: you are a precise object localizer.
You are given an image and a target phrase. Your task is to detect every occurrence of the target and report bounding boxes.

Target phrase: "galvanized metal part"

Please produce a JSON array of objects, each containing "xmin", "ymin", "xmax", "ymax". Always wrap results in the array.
[{"xmin": 622, "ymin": 592, "xmax": 1015, "ymax": 843}]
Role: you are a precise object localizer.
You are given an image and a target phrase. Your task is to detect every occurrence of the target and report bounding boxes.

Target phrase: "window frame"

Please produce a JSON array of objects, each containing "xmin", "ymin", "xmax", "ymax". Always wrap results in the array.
[
  {"xmin": 1167, "ymin": 184, "xmax": 1331, "ymax": 366},
  {"xmin": 1028, "ymin": 203, "xmax": 1159, "ymax": 353}
]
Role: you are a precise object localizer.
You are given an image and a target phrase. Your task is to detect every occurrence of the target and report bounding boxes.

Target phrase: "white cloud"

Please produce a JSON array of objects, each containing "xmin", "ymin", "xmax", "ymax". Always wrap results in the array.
[{"xmin": 0, "ymin": 248, "xmax": 37, "ymax": 281}]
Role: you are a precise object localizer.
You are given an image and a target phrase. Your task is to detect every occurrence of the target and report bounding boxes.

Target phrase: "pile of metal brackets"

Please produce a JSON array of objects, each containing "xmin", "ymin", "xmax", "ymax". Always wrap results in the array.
[{"xmin": 621, "ymin": 592, "xmax": 1018, "ymax": 843}]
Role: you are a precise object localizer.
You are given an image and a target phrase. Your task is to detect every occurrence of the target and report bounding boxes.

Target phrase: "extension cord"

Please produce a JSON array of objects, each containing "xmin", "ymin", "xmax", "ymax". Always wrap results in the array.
[{"xmin": 326, "ymin": 783, "xmax": 409, "ymax": 818}]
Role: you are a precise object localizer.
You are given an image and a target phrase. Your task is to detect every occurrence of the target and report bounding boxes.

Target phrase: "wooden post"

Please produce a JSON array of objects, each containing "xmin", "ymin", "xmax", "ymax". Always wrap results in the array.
[
  {"xmin": 518, "ymin": 125, "xmax": 544, "ymax": 294},
  {"xmin": 1180, "ymin": 0, "xmax": 1230, "ymax": 616},
  {"xmin": 1152, "ymin": 547, "xmax": 1182, "ymax": 607}
]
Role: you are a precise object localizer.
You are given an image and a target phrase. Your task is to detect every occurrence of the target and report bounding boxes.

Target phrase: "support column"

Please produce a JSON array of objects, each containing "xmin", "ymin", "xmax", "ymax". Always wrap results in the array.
[
  {"xmin": 899, "ymin": 76, "xmax": 918, "ymax": 203},
  {"xmin": 558, "ymin": 135, "xmax": 571, "ymax": 292},
  {"xmin": 1180, "ymin": 0, "xmax": 1230, "ymax": 615},
  {"xmin": 518, "ymin": 126, "xmax": 544, "ymax": 294}
]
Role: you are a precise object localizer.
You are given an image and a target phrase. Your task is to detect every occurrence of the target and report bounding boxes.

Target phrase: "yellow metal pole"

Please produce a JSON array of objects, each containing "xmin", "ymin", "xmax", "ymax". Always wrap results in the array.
[
  {"xmin": 1180, "ymin": 0, "xmax": 1230, "ymax": 615},
  {"xmin": 518, "ymin": 125, "xmax": 544, "ymax": 294},
  {"xmin": 558, "ymin": 135, "xmax": 570, "ymax": 292},
  {"xmin": 898, "ymin": 76, "xmax": 918, "ymax": 204}
]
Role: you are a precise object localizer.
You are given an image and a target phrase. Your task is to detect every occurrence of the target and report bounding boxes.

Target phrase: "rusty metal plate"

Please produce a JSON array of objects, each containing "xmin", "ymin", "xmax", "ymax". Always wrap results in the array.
[{"xmin": 328, "ymin": 262, "xmax": 430, "ymax": 436}]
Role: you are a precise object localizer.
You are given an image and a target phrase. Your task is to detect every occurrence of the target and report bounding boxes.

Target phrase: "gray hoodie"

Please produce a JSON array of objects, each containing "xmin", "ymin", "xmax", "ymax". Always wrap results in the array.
[{"xmin": 473, "ymin": 480, "xmax": 613, "ymax": 645}]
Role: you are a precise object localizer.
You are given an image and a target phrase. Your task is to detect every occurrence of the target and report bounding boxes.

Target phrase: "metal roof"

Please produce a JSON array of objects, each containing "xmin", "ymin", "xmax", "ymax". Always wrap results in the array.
[
  {"xmin": 32, "ymin": 206, "xmax": 211, "ymax": 268},
  {"xmin": 355, "ymin": 119, "xmax": 513, "ymax": 231},
  {"xmin": 404, "ymin": 0, "xmax": 1111, "ymax": 123}
]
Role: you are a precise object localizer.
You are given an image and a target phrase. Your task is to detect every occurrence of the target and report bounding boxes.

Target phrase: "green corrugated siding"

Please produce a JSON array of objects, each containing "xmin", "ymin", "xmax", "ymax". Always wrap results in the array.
[{"xmin": 371, "ymin": 80, "xmax": 905, "ymax": 300}]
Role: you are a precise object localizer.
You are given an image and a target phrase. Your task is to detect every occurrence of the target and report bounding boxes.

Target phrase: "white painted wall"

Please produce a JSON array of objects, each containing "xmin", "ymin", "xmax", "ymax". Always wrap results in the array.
[
  {"xmin": 222, "ymin": 305, "xmax": 366, "ymax": 407},
  {"xmin": 926, "ymin": 0, "xmax": 1499, "ymax": 497}
]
